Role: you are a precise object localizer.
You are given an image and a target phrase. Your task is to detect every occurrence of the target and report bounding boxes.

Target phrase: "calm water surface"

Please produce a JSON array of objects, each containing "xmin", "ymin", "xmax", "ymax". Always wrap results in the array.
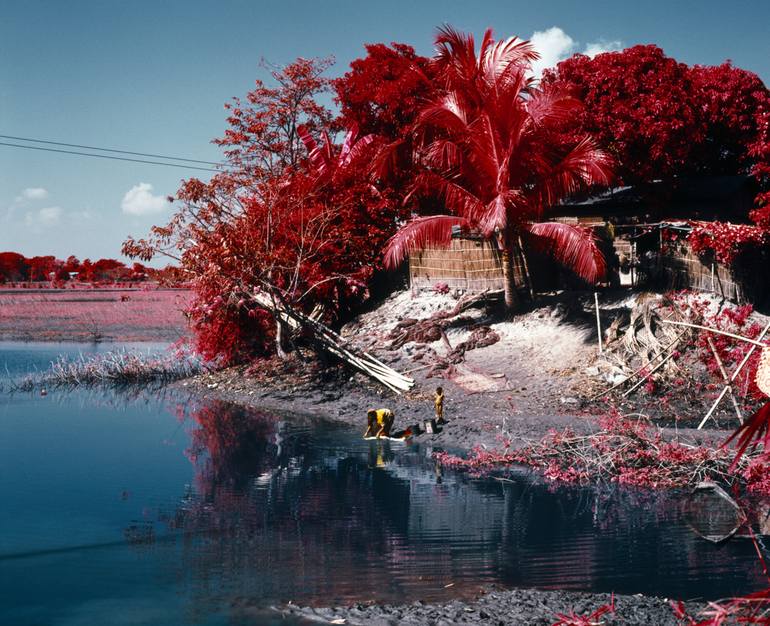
[{"xmin": 0, "ymin": 342, "xmax": 766, "ymax": 625}]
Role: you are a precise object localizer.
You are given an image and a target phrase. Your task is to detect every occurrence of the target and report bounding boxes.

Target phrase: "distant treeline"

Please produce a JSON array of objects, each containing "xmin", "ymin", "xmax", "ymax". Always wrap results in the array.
[{"xmin": 0, "ymin": 251, "xmax": 186, "ymax": 286}]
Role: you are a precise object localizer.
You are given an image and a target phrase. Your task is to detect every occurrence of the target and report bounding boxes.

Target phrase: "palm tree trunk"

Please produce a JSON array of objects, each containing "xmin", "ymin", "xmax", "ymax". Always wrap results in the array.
[{"xmin": 501, "ymin": 247, "xmax": 520, "ymax": 312}]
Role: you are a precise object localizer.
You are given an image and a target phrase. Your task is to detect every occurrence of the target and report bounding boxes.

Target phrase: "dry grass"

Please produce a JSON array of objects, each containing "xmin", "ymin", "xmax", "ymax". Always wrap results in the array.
[{"xmin": 5, "ymin": 347, "xmax": 206, "ymax": 391}]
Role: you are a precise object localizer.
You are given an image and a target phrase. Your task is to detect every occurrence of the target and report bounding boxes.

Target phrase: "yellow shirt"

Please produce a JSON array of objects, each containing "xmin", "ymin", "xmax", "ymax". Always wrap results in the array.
[{"xmin": 373, "ymin": 408, "xmax": 393, "ymax": 426}]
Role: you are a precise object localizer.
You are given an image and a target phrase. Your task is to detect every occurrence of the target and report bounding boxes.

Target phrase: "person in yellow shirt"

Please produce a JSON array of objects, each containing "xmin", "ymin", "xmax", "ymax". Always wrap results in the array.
[
  {"xmin": 364, "ymin": 408, "xmax": 395, "ymax": 439},
  {"xmin": 434, "ymin": 386, "xmax": 445, "ymax": 424}
]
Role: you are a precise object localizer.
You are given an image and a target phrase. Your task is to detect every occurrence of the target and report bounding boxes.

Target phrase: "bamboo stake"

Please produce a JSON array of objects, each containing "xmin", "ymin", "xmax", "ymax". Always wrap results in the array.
[
  {"xmin": 594, "ymin": 292, "xmax": 603, "ymax": 354},
  {"xmin": 705, "ymin": 335, "xmax": 742, "ymax": 424},
  {"xmin": 697, "ymin": 321, "xmax": 770, "ymax": 428},
  {"xmin": 724, "ymin": 321, "xmax": 769, "ymax": 384}
]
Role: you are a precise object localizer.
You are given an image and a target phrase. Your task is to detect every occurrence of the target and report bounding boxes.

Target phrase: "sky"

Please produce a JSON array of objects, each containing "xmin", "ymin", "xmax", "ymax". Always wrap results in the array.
[{"xmin": 2, "ymin": 0, "xmax": 770, "ymax": 264}]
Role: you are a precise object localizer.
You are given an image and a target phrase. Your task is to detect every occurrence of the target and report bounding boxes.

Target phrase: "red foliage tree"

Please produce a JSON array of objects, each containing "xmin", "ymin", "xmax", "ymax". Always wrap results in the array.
[
  {"xmin": 690, "ymin": 62, "xmax": 770, "ymax": 176},
  {"xmin": 334, "ymin": 42, "xmax": 443, "ymax": 217},
  {"xmin": 541, "ymin": 45, "xmax": 702, "ymax": 185},
  {"xmin": 542, "ymin": 47, "xmax": 770, "ymax": 229},
  {"xmin": 0, "ymin": 252, "xmax": 29, "ymax": 282},
  {"xmin": 26, "ymin": 256, "xmax": 58, "ymax": 281},
  {"xmin": 124, "ymin": 57, "xmax": 402, "ymax": 364},
  {"xmin": 334, "ymin": 42, "xmax": 435, "ymax": 139}
]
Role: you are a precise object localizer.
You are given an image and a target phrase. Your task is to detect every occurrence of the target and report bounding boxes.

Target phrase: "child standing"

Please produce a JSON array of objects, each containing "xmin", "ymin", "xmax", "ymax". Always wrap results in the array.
[{"xmin": 434, "ymin": 386, "xmax": 445, "ymax": 424}]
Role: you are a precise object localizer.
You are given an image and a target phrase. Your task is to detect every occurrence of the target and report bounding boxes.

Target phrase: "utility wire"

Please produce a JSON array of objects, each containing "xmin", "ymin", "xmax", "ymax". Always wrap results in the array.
[
  {"xmin": 0, "ymin": 133, "xmax": 222, "ymax": 166},
  {"xmin": 0, "ymin": 141, "xmax": 220, "ymax": 173}
]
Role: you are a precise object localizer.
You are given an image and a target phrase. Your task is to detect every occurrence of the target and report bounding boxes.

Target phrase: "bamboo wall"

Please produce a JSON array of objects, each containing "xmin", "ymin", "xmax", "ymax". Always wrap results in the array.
[
  {"xmin": 660, "ymin": 243, "xmax": 742, "ymax": 301},
  {"xmin": 408, "ymin": 237, "xmax": 524, "ymax": 293}
]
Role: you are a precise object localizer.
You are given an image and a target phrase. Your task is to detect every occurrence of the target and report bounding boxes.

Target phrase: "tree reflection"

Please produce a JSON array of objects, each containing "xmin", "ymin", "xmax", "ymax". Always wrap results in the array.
[{"xmin": 147, "ymin": 398, "xmax": 767, "ymax": 612}]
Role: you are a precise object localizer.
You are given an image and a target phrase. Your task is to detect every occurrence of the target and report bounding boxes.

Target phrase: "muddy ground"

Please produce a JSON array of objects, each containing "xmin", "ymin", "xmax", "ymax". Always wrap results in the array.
[
  {"xmin": 268, "ymin": 586, "xmax": 704, "ymax": 625},
  {"xmin": 177, "ymin": 287, "xmax": 760, "ymax": 624}
]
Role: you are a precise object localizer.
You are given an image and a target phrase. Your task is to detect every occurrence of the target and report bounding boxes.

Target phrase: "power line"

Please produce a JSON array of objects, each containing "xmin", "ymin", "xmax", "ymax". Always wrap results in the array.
[
  {"xmin": 0, "ymin": 133, "xmax": 223, "ymax": 166},
  {"xmin": 0, "ymin": 141, "xmax": 220, "ymax": 173}
]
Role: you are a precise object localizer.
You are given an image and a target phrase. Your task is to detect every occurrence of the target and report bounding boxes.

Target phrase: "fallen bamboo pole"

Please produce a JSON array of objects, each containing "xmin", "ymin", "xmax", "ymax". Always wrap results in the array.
[
  {"xmin": 660, "ymin": 320, "xmax": 769, "ymax": 347},
  {"xmin": 250, "ymin": 291, "xmax": 414, "ymax": 393}
]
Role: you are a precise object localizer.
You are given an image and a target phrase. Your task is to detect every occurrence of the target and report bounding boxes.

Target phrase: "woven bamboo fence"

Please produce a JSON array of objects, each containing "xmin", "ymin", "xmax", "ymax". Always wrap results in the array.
[
  {"xmin": 408, "ymin": 237, "xmax": 524, "ymax": 293},
  {"xmin": 660, "ymin": 242, "xmax": 742, "ymax": 301}
]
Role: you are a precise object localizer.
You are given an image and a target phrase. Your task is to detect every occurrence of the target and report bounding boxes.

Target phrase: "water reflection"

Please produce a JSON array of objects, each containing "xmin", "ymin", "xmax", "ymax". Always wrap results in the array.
[
  {"xmin": 1, "ymin": 377, "xmax": 766, "ymax": 626},
  {"xmin": 167, "ymin": 400, "xmax": 767, "ymax": 609}
]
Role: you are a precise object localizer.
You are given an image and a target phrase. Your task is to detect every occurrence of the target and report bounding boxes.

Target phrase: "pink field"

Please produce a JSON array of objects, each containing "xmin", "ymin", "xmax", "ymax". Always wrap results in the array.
[{"xmin": 0, "ymin": 289, "xmax": 192, "ymax": 342}]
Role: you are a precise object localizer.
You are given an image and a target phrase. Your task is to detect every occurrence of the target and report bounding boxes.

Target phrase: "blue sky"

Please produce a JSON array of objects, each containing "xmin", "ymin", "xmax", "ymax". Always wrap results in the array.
[{"xmin": 2, "ymin": 0, "xmax": 770, "ymax": 263}]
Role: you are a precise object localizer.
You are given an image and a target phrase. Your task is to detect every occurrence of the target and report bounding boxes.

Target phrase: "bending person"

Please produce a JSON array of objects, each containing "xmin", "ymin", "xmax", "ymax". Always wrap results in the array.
[{"xmin": 364, "ymin": 408, "xmax": 395, "ymax": 439}]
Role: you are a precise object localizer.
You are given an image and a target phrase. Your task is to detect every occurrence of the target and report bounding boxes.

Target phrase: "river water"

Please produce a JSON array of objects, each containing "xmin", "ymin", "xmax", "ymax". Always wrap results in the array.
[{"xmin": 0, "ymin": 342, "xmax": 766, "ymax": 625}]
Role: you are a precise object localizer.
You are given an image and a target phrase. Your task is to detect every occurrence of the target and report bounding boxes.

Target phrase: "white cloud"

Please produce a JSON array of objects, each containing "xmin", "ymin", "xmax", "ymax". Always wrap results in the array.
[
  {"xmin": 21, "ymin": 187, "xmax": 49, "ymax": 200},
  {"xmin": 583, "ymin": 39, "xmax": 623, "ymax": 58},
  {"xmin": 529, "ymin": 26, "xmax": 624, "ymax": 77},
  {"xmin": 121, "ymin": 182, "xmax": 171, "ymax": 216},
  {"xmin": 25, "ymin": 206, "xmax": 62, "ymax": 228},
  {"xmin": 530, "ymin": 27, "xmax": 576, "ymax": 78},
  {"xmin": 13, "ymin": 187, "xmax": 49, "ymax": 203}
]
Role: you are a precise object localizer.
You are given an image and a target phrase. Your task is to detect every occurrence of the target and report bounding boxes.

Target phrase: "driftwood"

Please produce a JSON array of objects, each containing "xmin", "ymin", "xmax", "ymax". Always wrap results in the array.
[
  {"xmin": 250, "ymin": 292, "xmax": 414, "ymax": 394},
  {"xmin": 388, "ymin": 292, "xmax": 489, "ymax": 349},
  {"xmin": 426, "ymin": 325, "xmax": 500, "ymax": 377}
]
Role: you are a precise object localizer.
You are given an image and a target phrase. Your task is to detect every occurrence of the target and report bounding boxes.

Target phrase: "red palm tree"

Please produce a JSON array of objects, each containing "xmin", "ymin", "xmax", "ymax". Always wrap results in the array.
[{"xmin": 382, "ymin": 26, "xmax": 614, "ymax": 309}]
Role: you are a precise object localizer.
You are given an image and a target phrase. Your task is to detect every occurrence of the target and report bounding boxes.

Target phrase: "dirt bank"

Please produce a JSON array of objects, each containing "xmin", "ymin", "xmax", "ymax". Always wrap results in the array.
[{"xmin": 181, "ymin": 288, "xmax": 734, "ymax": 452}]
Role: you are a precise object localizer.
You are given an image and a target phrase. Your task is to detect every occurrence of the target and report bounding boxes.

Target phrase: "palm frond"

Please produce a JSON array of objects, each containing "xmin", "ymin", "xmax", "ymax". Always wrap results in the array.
[
  {"xmin": 417, "ymin": 96, "xmax": 469, "ymax": 135},
  {"xmin": 423, "ymin": 139, "xmax": 463, "ymax": 172},
  {"xmin": 478, "ymin": 191, "xmax": 525, "ymax": 237},
  {"xmin": 339, "ymin": 133, "xmax": 377, "ymax": 170},
  {"xmin": 527, "ymin": 136, "xmax": 614, "ymax": 215},
  {"xmin": 371, "ymin": 138, "xmax": 409, "ymax": 181},
  {"xmin": 481, "ymin": 35, "xmax": 539, "ymax": 84},
  {"xmin": 297, "ymin": 125, "xmax": 329, "ymax": 175},
  {"xmin": 338, "ymin": 123, "xmax": 359, "ymax": 165},
  {"xmin": 434, "ymin": 25, "xmax": 478, "ymax": 83},
  {"xmin": 383, "ymin": 215, "xmax": 471, "ymax": 269},
  {"xmin": 526, "ymin": 221, "xmax": 606, "ymax": 283},
  {"xmin": 408, "ymin": 172, "xmax": 484, "ymax": 220},
  {"xmin": 724, "ymin": 402, "xmax": 770, "ymax": 469},
  {"xmin": 479, "ymin": 194, "xmax": 507, "ymax": 237},
  {"xmin": 526, "ymin": 87, "xmax": 582, "ymax": 126}
]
